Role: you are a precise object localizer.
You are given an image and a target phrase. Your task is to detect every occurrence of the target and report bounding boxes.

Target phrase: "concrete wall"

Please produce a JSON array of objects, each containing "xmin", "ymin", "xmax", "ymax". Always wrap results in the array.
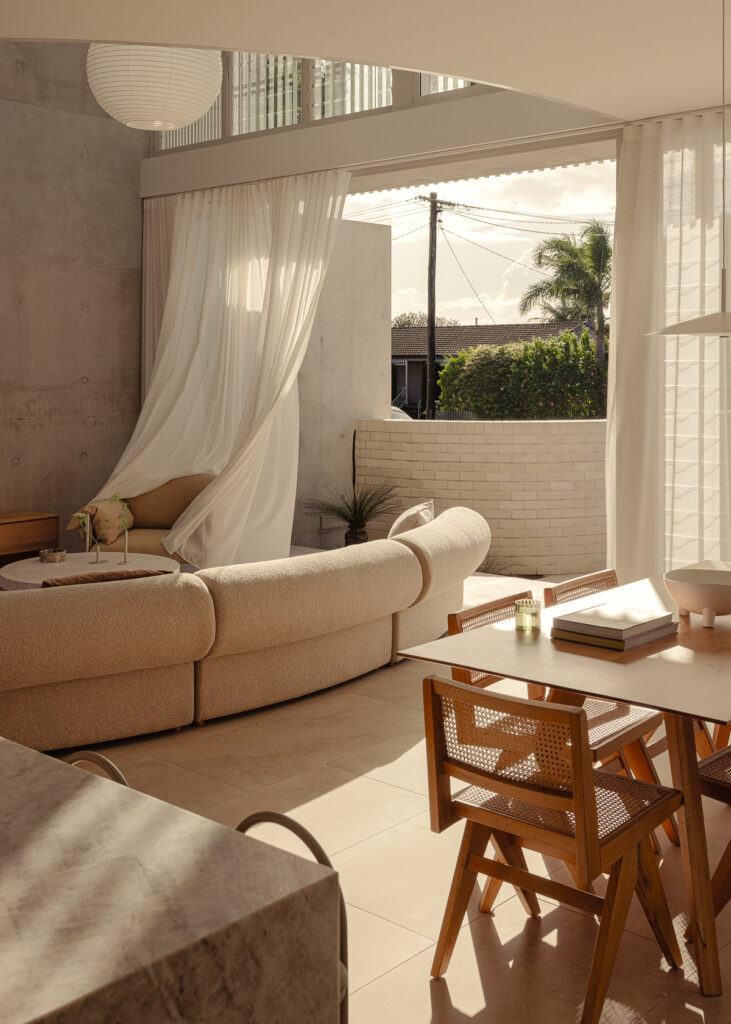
[
  {"xmin": 293, "ymin": 220, "xmax": 391, "ymax": 549},
  {"xmin": 0, "ymin": 43, "xmax": 149, "ymax": 534},
  {"xmin": 355, "ymin": 418, "xmax": 607, "ymax": 576}
]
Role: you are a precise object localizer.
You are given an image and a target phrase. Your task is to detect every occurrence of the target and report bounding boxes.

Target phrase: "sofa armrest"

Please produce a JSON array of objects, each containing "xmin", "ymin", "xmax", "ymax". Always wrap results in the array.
[
  {"xmin": 0, "ymin": 574, "xmax": 215, "ymax": 692},
  {"xmin": 391, "ymin": 507, "xmax": 491, "ymax": 604}
]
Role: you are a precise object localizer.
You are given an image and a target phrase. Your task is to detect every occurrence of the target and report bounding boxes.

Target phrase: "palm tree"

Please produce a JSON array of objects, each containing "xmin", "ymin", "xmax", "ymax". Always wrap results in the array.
[{"xmin": 519, "ymin": 220, "xmax": 611, "ymax": 360}]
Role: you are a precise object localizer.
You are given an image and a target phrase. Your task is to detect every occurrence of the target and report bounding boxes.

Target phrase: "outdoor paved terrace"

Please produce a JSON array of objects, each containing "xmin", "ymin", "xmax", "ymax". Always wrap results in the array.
[{"xmin": 74, "ymin": 574, "xmax": 730, "ymax": 1024}]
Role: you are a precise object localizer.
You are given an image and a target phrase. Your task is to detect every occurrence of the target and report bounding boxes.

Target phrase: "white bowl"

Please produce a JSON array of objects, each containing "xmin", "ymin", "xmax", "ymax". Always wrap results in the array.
[{"xmin": 664, "ymin": 560, "xmax": 731, "ymax": 627}]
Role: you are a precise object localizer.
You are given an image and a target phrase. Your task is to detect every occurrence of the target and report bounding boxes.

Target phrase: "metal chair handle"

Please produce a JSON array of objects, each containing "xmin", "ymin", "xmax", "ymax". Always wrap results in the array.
[{"xmin": 236, "ymin": 811, "xmax": 348, "ymax": 1023}]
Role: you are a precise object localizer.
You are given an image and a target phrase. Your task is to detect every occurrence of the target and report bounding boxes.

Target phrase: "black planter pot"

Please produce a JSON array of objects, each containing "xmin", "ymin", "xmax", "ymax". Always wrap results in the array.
[{"xmin": 344, "ymin": 527, "xmax": 369, "ymax": 545}]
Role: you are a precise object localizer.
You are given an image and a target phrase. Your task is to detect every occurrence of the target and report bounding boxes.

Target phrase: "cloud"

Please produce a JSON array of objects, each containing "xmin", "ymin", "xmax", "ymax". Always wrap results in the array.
[{"xmin": 347, "ymin": 161, "xmax": 616, "ymax": 325}]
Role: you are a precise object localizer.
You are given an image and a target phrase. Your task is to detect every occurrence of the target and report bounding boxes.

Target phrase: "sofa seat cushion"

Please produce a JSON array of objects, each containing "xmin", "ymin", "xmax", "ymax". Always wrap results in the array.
[
  {"xmin": 0, "ymin": 574, "xmax": 215, "ymax": 692},
  {"xmin": 197, "ymin": 539, "xmax": 423, "ymax": 659},
  {"xmin": 126, "ymin": 474, "xmax": 215, "ymax": 529}
]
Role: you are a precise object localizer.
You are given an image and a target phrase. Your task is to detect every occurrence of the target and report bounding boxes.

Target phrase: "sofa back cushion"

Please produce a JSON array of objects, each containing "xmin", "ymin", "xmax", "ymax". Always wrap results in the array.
[
  {"xmin": 388, "ymin": 499, "xmax": 434, "ymax": 538},
  {"xmin": 0, "ymin": 574, "xmax": 215, "ymax": 692},
  {"xmin": 196, "ymin": 539, "xmax": 423, "ymax": 659},
  {"xmin": 126, "ymin": 474, "xmax": 215, "ymax": 529},
  {"xmin": 390, "ymin": 507, "xmax": 491, "ymax": 604}
]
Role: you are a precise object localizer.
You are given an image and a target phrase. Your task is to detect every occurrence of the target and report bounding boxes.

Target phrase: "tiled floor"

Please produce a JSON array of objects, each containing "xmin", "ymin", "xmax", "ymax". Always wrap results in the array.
[{"xmin": 81, "ymin": 575, "xmax": 730, "ymax": 1023}]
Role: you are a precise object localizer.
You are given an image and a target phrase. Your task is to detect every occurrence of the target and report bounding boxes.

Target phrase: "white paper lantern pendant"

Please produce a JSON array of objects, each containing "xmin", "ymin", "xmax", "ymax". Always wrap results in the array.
[{"xmin": 87, "ymin": 44, "xmax": 222, "ymax": 131}]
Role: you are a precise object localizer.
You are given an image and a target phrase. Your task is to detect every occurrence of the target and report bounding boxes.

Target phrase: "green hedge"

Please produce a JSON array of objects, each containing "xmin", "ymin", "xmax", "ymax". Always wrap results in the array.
[{"xmin": 438, "ymin": 329, "xmax": 606, "ymax": 419}]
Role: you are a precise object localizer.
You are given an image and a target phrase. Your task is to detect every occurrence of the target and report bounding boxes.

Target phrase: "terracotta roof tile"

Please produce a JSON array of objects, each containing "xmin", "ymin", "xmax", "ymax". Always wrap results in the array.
[{"xmin": 391, "ymin": 321, "xmax": 595, "ymax": 358}]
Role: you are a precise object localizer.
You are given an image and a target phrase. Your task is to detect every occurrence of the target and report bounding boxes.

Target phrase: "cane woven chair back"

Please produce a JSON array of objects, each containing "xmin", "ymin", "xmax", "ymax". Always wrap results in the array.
[
  {"xmin": 424, "ymin": 675, "xmax": 601, "ymax": 880},
  {"xmin": 543, "ymin": 570, "xmax": 618, "ymax": 609},
  {"xmin": 447, "ymin": 591, "xmax": 533, "ymax": 687}
]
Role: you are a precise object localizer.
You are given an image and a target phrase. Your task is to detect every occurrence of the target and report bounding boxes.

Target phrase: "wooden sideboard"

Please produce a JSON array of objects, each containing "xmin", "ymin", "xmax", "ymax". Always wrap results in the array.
[{"xmin": 0, "ymin": 510, "xmax": 59, "ymax": 562}]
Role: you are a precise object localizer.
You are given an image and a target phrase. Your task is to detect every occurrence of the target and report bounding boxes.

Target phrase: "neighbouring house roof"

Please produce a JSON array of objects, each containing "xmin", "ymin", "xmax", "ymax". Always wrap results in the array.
[{"xmin": 391, "ymin": 321, "xmax": 595, "ymax": 358}]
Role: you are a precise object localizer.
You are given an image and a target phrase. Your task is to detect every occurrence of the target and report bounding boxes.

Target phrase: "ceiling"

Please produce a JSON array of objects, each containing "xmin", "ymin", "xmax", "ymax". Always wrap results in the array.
[{"xmin": 2, "ymin": 1, "xmax": 719, "ymax": 123}]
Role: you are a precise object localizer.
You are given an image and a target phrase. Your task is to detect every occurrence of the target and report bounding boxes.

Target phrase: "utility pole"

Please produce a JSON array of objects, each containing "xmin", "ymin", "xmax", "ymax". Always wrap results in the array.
[
  {"xmin": 426, "ymin": 192, "xmax": 438, "ymax": 419},
  {"xmin": 414, "ymin": 192, "xmax": 462, "ymax": 419}
]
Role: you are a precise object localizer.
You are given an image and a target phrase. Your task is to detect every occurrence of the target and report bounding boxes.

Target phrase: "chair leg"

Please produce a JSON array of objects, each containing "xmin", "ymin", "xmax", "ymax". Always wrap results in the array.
[
  {"xmin": 490, "ymin": 830, "xmax": 541, "ymax": 917},
  {"xmin": 478, "ymin": 841, "xmax": 505, "ymax": 914},
  {"xmin": 581, "ymin": 849, "xmax": 638, "ymax": 1024},
  {"xmin": 711, "ymin": 840, "xmax": 731, "ymax": 919},
  {"xmin": 622, "ymin": 738, "xmax": 681, "ymax": 846},
  {"xmin": 565, "ymin": 860, "xmax": 597, "ymax": 899},
  {"xmin": 431, "ymin": 821, "xmax": 491, "ymax": 978},
  {"xmin": 634, "ymin": 837, "xmax": 683, "ymax": 969},
  {"xmin": 713, "ymin": 722, "xmax": 730, "ymax": 749},
  {"xmin": 527, "ymin": 684, "xmax": 546, "ymax": 701},
  {"xmin": 694, "ymin": 720, "xmax": 715, "ymax": 758}
]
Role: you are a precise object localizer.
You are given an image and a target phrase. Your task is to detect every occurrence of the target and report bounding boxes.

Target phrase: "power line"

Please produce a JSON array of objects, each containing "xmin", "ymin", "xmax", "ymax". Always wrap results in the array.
[
  {"xmin": 432, "ymin": 198, "xmax": 607, "ymax": 224},
  {"xmin": 441, "ymin": 226, "xmax": 551, "ymax": 277},
  {"xmin": 448, "ymin": 208, "xmax": 615, "ymax": 237},
  {"xmin": 439, "ymin": 226, "xmax": 496, "ymax": 324},
  {"xmin": 392, "ymin": 222, "xmax": 429, "ymax": 242},
  {"xmin": 346, "ymin": 200, "xmax": 416, "ymax": 218}
]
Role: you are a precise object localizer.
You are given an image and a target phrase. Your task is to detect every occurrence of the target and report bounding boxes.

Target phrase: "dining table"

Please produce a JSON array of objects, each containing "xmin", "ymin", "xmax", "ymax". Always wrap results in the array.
[{"xmin": 399, "ymin": 575, "xmax": 731, "ymax": 997}]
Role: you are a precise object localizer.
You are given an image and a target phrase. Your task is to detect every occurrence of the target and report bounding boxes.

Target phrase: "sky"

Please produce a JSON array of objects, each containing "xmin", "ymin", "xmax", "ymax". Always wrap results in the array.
[{"xmin": 343, "ymin": 160, "xmax": 616, "ymax": 325}]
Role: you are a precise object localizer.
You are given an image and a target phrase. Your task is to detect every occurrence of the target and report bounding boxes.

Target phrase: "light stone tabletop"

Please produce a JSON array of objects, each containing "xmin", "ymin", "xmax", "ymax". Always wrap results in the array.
[
  {"xmin": 0, "ymin": 738, "xmax": 339, "ymax": 1023},
  {"xmin": 0, "ymin": 551, "xmax": 180, "ymax": 589}
]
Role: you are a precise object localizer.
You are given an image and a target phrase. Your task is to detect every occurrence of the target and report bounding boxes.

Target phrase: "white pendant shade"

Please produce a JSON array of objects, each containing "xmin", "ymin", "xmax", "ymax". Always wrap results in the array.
[
  {"xmin": 86, "ymin": 44, "xmax": 222, "ymax": 131},
  {"xmin": 648, "ymin": 311, "xmax": 731, "ymax": 337}
]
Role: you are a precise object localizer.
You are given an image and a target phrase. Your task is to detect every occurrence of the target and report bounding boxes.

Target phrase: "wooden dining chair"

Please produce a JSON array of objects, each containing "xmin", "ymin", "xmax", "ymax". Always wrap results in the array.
[
  {"xmin": 698, "ymin": 746, "xmax": 731, "ymax": 921},
  {"xmin": 448, "ymin": 591, "xmax": 545, "ymax": 699},
  {"xmin": 448, "ymin": 588, "xmax": 678, "ymax": 852},
  {"xmin": 543, "ymin": 569, "xmax": 619, "ymax": 609},
  {"xmin": 543, "ymin": 570, "xmax": 680, "ymax": 846},
  {"xmin": 423, "ymin": 675, "xmax": 683, "ymax": 1024}
]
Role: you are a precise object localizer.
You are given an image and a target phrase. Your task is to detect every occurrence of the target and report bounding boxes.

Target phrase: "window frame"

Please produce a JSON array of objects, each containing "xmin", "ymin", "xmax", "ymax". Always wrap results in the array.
[{"xmin": 153, "ymin": 54, "xmax": 497, "ymax": 156}]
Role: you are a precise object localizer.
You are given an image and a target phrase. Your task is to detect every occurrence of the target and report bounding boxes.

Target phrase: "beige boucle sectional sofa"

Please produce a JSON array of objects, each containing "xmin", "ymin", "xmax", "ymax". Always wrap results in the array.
[{"xmin": 0, "ymin": 507, "xmax": 490, "ymax": 751}]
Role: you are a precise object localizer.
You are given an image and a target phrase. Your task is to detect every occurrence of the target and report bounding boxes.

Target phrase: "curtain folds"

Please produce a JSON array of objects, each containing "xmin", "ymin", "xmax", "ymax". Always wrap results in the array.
[
  {"xmin": 96, "ymin": 168, "xmax": 350, "ymax": 568},
  {"xmin": 607, "ymin": 116, "xmax": 731, "ymax": 581},
  {"xmin": 141, "ymin": 195, "xmax": 177, "ymax": 399}
]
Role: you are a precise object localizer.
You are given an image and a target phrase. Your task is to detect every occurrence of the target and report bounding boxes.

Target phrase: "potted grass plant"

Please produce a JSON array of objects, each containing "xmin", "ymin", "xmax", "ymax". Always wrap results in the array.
[{"xmin": 306, "ymin": 480, "xmax": 401, "ymax": 545}]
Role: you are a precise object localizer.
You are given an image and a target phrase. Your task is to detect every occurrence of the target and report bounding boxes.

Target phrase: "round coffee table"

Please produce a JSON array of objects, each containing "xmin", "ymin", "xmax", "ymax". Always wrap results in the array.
[{"xmin": 0, "ymin": 552, "xmax": 180, "ymax": 590}]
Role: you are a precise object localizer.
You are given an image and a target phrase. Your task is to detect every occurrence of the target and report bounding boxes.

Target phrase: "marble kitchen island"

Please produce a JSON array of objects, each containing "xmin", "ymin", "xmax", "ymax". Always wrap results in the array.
[{"xmin": 0, "ymin": 738, "xmax": 339, "ymax": 1023}]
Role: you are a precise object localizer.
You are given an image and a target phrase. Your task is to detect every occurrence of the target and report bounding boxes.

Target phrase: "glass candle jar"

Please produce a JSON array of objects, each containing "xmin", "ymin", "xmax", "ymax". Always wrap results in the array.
[{"xmin": 515, "ymin": 598, "xmax": 541, "ymax": 632}]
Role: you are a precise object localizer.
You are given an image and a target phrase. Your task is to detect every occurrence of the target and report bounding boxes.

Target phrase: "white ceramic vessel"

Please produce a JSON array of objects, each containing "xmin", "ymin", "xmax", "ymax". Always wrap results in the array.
[{"xmin": 664, "ymin": 560, "xmax": 731, "ymax": 627}]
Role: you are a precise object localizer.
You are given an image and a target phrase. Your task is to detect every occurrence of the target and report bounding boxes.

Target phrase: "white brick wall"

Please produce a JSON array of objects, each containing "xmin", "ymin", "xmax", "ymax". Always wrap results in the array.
[{"xmin": 355, "ymin": 419, "xmax": 607, "ymax": 576}]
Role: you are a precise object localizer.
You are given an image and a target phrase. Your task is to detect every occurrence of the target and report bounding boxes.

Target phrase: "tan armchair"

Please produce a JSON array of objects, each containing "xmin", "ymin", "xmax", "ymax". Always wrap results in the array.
[{"xmin": 100, "ymin": 474, "xmax": 214, "ymax": 564}]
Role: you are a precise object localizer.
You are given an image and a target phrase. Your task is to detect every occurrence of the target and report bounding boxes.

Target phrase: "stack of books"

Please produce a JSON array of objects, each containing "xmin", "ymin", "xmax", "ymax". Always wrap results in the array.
[{"xmin": 551, "ymin": 604, "xmax": 678, "ymax": 651}]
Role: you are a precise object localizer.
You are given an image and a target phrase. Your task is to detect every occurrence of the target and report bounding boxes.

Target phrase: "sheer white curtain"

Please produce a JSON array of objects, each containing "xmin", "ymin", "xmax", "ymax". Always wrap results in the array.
[
  {"xmin": 96, "ymin": 169, "xmax": 350, "ymax": 567},
  {"xmin": 608, "ymin": 115, "xmax": 731, "ymax": 581},
  {"xmin": 141, "ymin": 195, "xmax": 177, "ymax": 398}
]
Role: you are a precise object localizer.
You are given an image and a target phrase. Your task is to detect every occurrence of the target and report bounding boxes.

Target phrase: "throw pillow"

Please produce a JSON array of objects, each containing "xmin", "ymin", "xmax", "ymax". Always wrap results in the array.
[
  {"xmin": 388, "ymin": 499, "xmax": 435, "ymax": 538},
  {"xmin": 66, "ymin": 494, "xmax": 134, "ymax": 545}
]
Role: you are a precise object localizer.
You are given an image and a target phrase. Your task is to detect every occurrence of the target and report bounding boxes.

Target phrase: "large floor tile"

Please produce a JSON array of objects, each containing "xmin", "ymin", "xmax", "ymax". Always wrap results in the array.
[
  {"xmin": 119, "ymin": 757, "xmax": 246, "ymax": 815},
  {"xmin": 205, "ymin": 764, "xmax": 426, "ymax": 856},
  {"xmin": 346, "ymin": 657, "xmax": 432, "ymax": 710},
  {"xmin": 346, "ymin": 905, "xmax": 434, "ymax": 994},
  {"xmin": 99, "ymin": 687, "xmax": 424, "ymax": 791},
  {"xmin": 328, "ymin": 731, "xmax": 430, "ymax": 795},
  {"xmin": 349, "ymin": 895, "xmax": 689, "ymax": 1024},
  {"xmin": 642, "ymin": 940, "xmax": 731, "ymax": 1022},
  {"xmin": 331, "ymin": 812, "xmax": 561, "ymax": 939}
]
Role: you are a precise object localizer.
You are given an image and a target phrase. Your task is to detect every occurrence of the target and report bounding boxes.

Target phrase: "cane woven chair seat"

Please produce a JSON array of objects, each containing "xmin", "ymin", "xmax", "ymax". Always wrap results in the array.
[
  {"xmin": 583, "ymin": 698, "xmax": 662, "ymax": 758},
  {"xmin": 456, "ymin": 770, "xmax": 676, "ymax": 844},
  {"xmin": 698, "ymin": 746, "xmax": 731, "ymax": 804}
]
